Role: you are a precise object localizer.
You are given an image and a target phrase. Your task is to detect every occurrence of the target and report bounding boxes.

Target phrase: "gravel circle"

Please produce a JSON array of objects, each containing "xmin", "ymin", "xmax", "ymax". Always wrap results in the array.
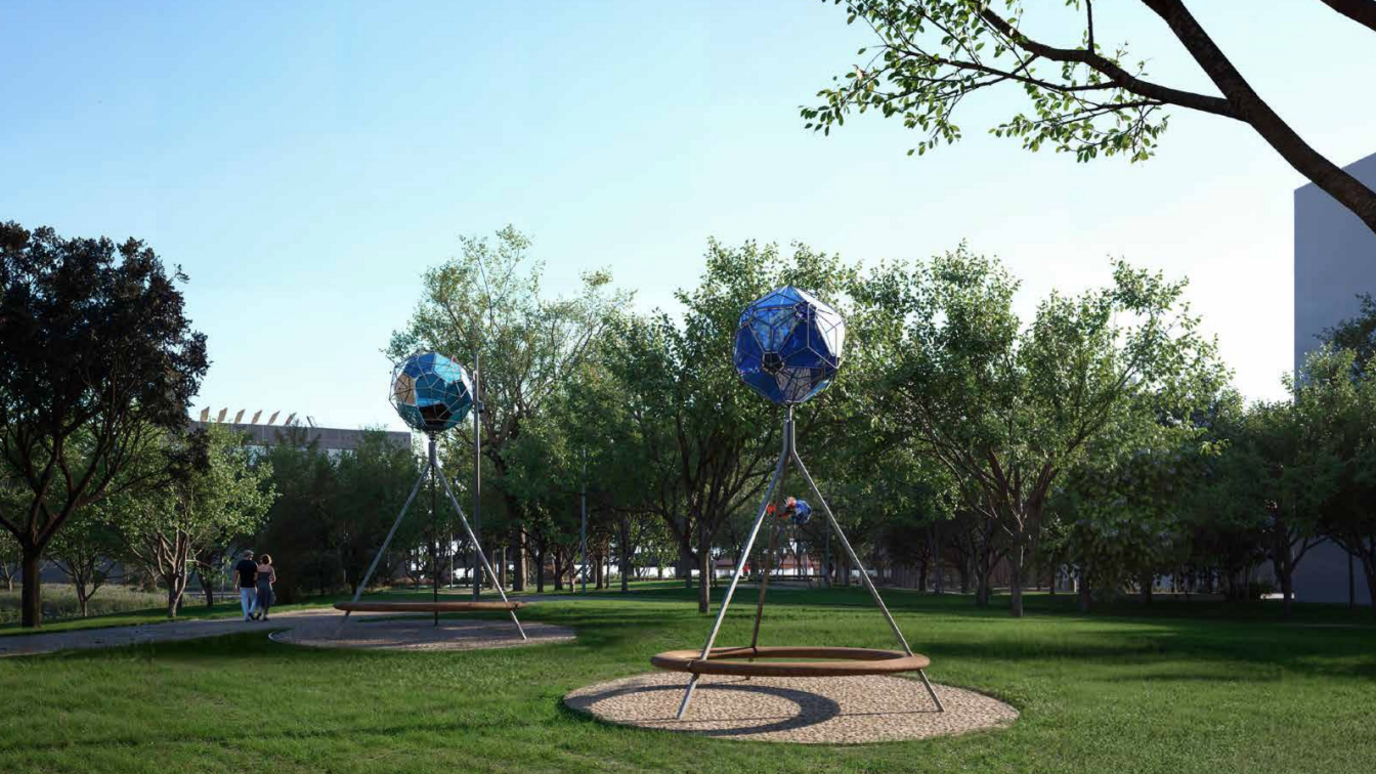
[
  {"xmin": 271, "ymin": 616, "xmax": 575, "ymax": 652},
  {"xmin": 565, "ymin": 671, "xmax": 1017, "ymax": 744}
]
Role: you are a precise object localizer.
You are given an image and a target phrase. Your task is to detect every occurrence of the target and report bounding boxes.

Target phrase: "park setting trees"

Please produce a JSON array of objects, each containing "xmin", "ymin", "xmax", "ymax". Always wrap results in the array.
[{"xmin": 0, "ymin": 222, "xmax": 208, "ymax": 628}]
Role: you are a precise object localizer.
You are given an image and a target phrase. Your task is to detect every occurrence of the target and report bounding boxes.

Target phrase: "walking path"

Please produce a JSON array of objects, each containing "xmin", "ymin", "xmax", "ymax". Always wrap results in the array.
[{"xmin": 0, "ymin": 603, "xmax": 577, "ymax": 658}]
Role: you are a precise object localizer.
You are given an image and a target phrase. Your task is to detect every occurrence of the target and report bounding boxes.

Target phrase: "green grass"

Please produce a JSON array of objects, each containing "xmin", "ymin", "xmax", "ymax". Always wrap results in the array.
[
  {"xmin": 0, "ymin": 584, "xmax": 170, "ymax": 626},
  {"xmin": 2, "ymin": 586, "xmax": 1374, "ymax": 774}
]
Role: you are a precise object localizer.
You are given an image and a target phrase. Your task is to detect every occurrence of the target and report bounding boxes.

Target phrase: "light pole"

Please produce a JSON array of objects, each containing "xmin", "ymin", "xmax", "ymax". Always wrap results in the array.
[
  {"xmin": 580, "ymin": 448, "xmax": 587, "ymax": 594},
  {"xmin": 472, "ymin": 352, "xmax": 482, "ymax": 601}
]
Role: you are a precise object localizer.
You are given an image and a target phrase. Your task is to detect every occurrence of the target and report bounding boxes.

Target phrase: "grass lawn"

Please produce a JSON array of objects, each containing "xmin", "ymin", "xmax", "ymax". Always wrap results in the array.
[{"xmin": 2, "ymin": 586, "xmax": 1373, "ymax": 774}]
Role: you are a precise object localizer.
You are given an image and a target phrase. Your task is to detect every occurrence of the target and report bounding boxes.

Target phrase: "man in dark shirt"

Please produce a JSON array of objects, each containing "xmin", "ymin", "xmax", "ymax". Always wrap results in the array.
[{"xmin": 234, "ymin": 550, "xmax": 259, "ymax": 622}]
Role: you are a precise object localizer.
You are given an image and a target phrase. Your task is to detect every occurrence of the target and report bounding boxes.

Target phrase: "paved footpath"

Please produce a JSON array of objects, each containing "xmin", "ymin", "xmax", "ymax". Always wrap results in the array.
[
  {"xmin": 0, "ymin": 606, "xmax": 414, "ymax": 658},
  {"xmin": 0, "ymin": 593, "xmax": 633, "ymax": 658}
]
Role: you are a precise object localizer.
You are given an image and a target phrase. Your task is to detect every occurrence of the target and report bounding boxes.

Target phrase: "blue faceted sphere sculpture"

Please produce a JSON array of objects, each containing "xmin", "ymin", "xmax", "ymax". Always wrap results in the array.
[
  {"xmin": 734, "ymin": 286, "xmax": 845, "ymax": 405},
  {"xmin": 390, "ymin": 352, "xmax": 474, "ymax": 434}
]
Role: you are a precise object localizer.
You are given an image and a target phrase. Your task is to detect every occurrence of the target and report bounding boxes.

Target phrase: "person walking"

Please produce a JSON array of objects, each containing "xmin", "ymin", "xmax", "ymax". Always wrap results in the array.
[
  {"xmin": 253, "ymin": 554, "xmax": 277, "ymax": 621},
  {"xmin": 233, "ymin": 549, "xmax": 259, "ymax": 622}
]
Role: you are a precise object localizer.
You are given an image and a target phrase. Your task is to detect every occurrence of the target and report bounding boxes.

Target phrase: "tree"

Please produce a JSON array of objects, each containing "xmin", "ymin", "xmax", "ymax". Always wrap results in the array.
[
  {"xmin": 1208, "ymin": 395, "xmax": 1337, "ymax": 618},
  {"xmin": 1321, "ymin": 294, "xmax": 1376, "ymax": 375},
  {"xmin": 335, "ymin": 430, "xmax": 423, "ymax": 595},
  {"xmin": 49, "ymin": 497, "xmax": 126, "ymax": 617},
  {"xmin": 804, "ymin": 1, "xmax": 1376, "ymax": 237},
  {"xmin": 120, "ymin": 425, "xmax": 275, "ymax": 618},
  {"xmin": 0, "ymin": 222, "xmax": 208, "ymax": 628},
  {"xmin": 254, "ymin": 429, "xmax": 342, "ymax": 598},
  {"xmin": 389, "ymin": 226, "xmax": 625, "ymax": 590},
  {"xmin": 862, "ymin": 247, "xmax": 1222, "ymax": 616},
  {"xmin": 1303, "ymin": 346, "xmax": 1376, "ymax": 619},
  {"xmin": 1049, "ymin": 413, "xmax": 1214, "ymax": 612},
  {"xmin": 0, "ymin": 528, "xmax": 19, "ymax": 593}
]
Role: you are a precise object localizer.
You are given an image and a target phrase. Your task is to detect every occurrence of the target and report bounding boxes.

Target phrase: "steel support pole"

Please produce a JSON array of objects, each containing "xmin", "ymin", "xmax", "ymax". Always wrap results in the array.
[
  {"xmin": 434, "ymin": 455, "xmax": 527, "ymax": 640},
  {"xmin": 791, "ymin": 450, "xmax": 944, "ymax": 712},
  {"xmin": 473, "ymin": 353, "xmax": 483, "ymax": 601},
  {"xmin": 431, "ymin": 436, "xmax": 440, "ymax": 626},
  {"xmin": 581, "ymin": 450, "xmax": 588, "ymax": 594},
  {"xmin": 334, "ymin": 458, "xmax": 430, "ymax": 638},
  {"xmin": 675, "ymin": 408, "xmax": 793, "ymax": 720}
]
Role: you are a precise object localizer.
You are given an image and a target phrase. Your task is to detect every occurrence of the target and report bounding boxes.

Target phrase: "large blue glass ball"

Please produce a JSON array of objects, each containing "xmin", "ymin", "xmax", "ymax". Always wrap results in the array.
[
  {"xmin": 390, "ymin": 352, "xmax": 474, "ymax": 434},
  {"xmin": 734, "ymin": 286, "xmax": 845, "ymax": 405}
]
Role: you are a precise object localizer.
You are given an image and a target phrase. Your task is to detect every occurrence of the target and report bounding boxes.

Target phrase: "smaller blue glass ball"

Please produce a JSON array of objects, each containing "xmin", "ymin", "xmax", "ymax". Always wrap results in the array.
[
  {"xmin": 390, "ymin": 352, "xmax": 474, "ymax": 434},
  {"xmin": 734, "ymin": 286, "xmax": 846, "ymax": 405}
]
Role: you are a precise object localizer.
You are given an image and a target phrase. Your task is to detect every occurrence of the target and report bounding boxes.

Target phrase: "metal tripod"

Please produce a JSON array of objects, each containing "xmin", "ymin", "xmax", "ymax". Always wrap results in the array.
[
  {"xmin": 334, "ymin": 434, "xmax": 526, "ymax": 640},
  {"xmin": 675, "ymin": 406, "xmax": 942, "ymax": 718}
]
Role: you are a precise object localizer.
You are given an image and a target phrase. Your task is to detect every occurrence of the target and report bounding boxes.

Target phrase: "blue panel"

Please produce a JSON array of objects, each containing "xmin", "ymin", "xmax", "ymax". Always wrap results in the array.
[
  {"xmin": 389, "ymin": 352, "xmax": 474, "ymax": 433},
  {"xmin": 733, "ymin": 285, "xmax": 845, "ymax": 405}
]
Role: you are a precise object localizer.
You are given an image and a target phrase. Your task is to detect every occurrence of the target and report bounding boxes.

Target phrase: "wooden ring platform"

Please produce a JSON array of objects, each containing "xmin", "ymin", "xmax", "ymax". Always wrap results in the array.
[
  {"xmin": 333, "ymin": 600, "xmax": 524, "ymax": 613},
  {"xmin": 650, "ymin": 646, "xmax": 931, "ymax": 678}
]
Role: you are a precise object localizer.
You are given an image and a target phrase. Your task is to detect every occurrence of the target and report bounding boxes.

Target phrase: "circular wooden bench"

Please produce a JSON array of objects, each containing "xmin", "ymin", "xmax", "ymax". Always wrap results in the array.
[
  {"xmin": 651, "ymin": 645, "xmax": 930, "ymax": 678},
  {"xmin": 334, "ymin": 600, "xmax": 525, "ymax": 613}
]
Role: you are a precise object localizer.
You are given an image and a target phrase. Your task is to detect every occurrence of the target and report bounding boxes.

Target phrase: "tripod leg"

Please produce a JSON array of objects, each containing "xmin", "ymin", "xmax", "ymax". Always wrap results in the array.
[
  {"xmin": 676, "ymin": 423, "xmax": 792, "ymax": 719},
  {"xmin": 334, "ymin": 465, "xmax": 430, "ymax": 639},
  {"xmin": 791, "ymin": 450, "xmax": 944, "ymax": 712},
  {"xmin": 916, "ymin": 668, "xmax": 945, "ymax": 713},
  {"xmin": 434, "ymin": 457, "xmax": 528, "ymax": 640}
]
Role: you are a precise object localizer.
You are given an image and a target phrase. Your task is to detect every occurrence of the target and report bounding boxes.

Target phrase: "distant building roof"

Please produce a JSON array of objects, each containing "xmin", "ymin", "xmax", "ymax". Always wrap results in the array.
[{"xmin": 190, "ymin": 421, "xmax": 411, "ymax": 453}]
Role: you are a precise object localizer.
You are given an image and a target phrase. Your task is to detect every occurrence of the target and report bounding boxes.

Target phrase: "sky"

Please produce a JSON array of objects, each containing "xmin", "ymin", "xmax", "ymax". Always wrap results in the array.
[{"xmin": 2, "ymin": 1, "xmax": 1374, "ymax": 432}]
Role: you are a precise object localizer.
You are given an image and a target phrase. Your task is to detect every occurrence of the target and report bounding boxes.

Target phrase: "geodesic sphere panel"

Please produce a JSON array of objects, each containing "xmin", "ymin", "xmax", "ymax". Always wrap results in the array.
[
  {"xmin": 733, "ymin": 286, "xmax": 845, "ymax": 405},
  {"xmin": 390, "ymin": 352, "xmax": 474, "ymax": 434}
]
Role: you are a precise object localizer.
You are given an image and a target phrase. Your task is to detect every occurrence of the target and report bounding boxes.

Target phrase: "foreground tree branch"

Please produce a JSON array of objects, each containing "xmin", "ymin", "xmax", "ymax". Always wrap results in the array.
[{"xmin": 805, "ymin": 0, "xmax": 1376, "ymax": 238}]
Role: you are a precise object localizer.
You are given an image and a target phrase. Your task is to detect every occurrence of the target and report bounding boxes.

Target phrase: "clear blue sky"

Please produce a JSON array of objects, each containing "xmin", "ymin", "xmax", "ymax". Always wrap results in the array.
[{"xmin": 3, "ymin": 1, "xmax": 1373, "ymax": 431}]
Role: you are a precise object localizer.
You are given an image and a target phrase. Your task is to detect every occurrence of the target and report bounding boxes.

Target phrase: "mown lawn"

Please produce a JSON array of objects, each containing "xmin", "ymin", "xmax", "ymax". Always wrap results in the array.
[{"xmin": 1, "ymin": 586, "xmax": 1373, "ymax": 774}]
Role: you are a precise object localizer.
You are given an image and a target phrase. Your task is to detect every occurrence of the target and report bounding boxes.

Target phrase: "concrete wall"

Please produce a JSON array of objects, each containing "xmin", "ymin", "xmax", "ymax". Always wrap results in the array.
[{"xmin": 1292, "ymin": 150, "xmax": 1376, "ymax": 605}]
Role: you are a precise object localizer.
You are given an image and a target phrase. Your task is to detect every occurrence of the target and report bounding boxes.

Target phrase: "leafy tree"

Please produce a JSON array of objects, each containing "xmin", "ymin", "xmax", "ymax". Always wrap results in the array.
[
  {"xmin": 120, "ymin": 425, "xmax": 275, "ymax": 618},
  {"xmin": 48, "ymin": 497, "xmax": 126, "ymax": 617},
  {"xmin": 389, "ymin": 226, "xmax": 625, "ymax": 590},
  {"xmin": 804, "ymin": 0, "xmax": 1376, "ymax": 236},
  {"xmin": 1321, "ymin": 294, "xmax": 1376, "ymax": 376},
  {"xmin": 1210, "ymin": 395, "xmax": 1338, "ymax": 618},
  {"xmin": 1304, "ymin": 346, "xmax": 1376, "ymax": 618},
  {"xmin": 0, "ymin": 527, "xmax": 19, "ymax": 593},
  {"xmin": 1050, "ymin": 415, "xmax": 1213, "ymax": 612},
  {"xmin": 0, "ymin": 222, "xmax": 208, "ymax": 628},
  {"xmin": 335, "ymin": 430, "xmax": 423, "ymax": 595},
  {"xmin": 862, "ymin": 247, "xmax": 1222, "ymax": 616},
  {"xmin": 253, "ymin": 430, "xmax": 345, "ymax": 598}
]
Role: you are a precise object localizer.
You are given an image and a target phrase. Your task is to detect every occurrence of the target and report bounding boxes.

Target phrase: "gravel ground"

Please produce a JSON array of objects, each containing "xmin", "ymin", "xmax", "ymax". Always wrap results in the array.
[{"xmin": 564, "ymin": 672, "xmax": 1017, "ymax": 744}]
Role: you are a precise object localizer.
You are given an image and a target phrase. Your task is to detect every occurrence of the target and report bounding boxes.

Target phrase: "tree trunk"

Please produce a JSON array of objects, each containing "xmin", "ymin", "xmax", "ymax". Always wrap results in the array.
[
  {"xmin": 199, "ymin": 570, "xmax": 216, "ymax": 608},
  {"xmin": 1009, "ymin": 547, "xmax": 1025, "ymax": 618},
  {"xmin": 1279, "ymin": 568, "xmax": 1294, "ymax": 620},
  {"xmin": 679, "ymin": 540, "xmax": 694, "ymax": 590},
  {"xmin": 20, "ymin": 545, "xmax": 43, "ymax": 629},
  {"xmin": 536, "ymin": 545, "xmax": 546, "ymax": 593},
  {"xmin": 1140, "ymin": 570, "xmax": 1154, "ymax": 606},
  {"xmin": 166, "ymin": 578, "xmax": 182, "ymax": 619},
  {"xmin": 619, "ymin": 517, "xmax": 630, "ymax": 593},
  {"xmin": 512, "ymin": 529, "xmax": 527, "ymax": 591},
  {"xmin": 1078, "ymin": 571, "xmax": 1092, "ymax": 614},
  {"xmin": 697, "ymin": 524, "xmax": 711, "ymax": 614}
]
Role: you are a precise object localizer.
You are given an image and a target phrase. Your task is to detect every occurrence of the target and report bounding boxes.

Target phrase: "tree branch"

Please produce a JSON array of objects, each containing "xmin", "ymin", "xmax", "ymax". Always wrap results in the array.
[{"xmin": 1317, "ymin": 0, "xmax": 1376, "ymax": 33}]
